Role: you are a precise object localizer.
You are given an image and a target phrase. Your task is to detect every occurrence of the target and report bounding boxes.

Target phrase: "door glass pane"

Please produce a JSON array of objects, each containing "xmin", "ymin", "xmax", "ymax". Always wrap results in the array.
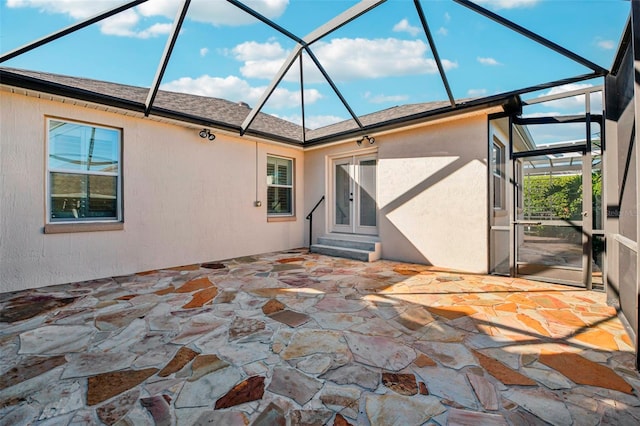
[
  {"xmin": 359, "ymin": 159, "xmax": 376, "ymax": 227},
  {"xmin": 335, "ymin": 163, "xmax": 351, "ymax": 226}
]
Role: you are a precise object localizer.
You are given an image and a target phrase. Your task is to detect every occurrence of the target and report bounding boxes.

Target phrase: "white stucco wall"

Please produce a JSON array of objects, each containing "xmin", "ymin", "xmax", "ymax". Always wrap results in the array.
[
  {"xmin": 0, "ymin": 91, "xmax": 305, "ymax": 292},
  {"xmin": 304, "ymin": 112, "xmax": 490, "ymax": 273}
]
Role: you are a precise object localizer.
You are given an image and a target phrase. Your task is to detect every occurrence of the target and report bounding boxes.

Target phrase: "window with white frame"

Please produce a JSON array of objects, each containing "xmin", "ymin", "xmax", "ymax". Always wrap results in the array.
[
  {"xmin": 47, "ymin": 118, "xmax": 122, "ymax": 223},
  {"xmin": 492, "ymin": 138, "xmax": 505, "ymax": 210},
  {"xmin": 267, "ymin": 155, "xmax": 293, "ymax": 216}
]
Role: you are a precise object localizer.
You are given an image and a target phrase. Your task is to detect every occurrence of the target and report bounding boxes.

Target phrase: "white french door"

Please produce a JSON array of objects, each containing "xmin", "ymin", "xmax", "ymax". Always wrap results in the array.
[{"xmin": 332, "ymin": 154, "xmax": 377, "ymax": 235}]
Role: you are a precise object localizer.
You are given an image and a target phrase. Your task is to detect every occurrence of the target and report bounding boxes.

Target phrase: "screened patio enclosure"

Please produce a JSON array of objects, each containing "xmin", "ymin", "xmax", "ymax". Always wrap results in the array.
[
  {"xmin": 489, "ymin": 85, "xmax": 604, "ymax": 290},
  {"xmin": 0, "ymin": 0, "xmax": 625, "ymax": 144},
  {"xmin": 1, "ymin": 0, "xmax": 637, "ymax": 368}
]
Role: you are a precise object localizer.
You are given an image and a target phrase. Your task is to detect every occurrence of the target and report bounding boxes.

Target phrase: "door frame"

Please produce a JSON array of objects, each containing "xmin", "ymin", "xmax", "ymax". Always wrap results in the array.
[
  {"xmin": 328, "ymin": 149, "xmax": 378, "ymax": 236},
  {"xmin": 488, "ymin": 85, "xmax": 603, "ymax": 289},
  {"xmin": 511, "ymin": 147, "xmax": 592, "ymax": 288}
]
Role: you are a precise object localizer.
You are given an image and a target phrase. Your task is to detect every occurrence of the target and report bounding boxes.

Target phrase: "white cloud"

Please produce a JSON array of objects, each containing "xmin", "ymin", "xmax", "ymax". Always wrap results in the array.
[
  {"xmin": 596, "ymin": 39, "xmax": 615, "ymax": 50},
  {"xmin": 437, "ymin": 27, "xmax": 448, "ymax": 36},
  {"xmin": 100, "ymin": 10, "xmax": 172, "ymax": 38},
  {"xmin": 233, "ymin": 38, "xmax": 458, "ymax": 83},
  {"xmin": 8, "ymin": 0, "xmax": 289, "ymax": 38},
  {"xmin": 276, "ymin": 114, "xmax": 345, "ymax": 129},
  {"xmin": 311, "ymin": 37, "xmax": 458, "ymax": 81},
  {"xmin": 227, "ymin": 41, "xmax": 290, "ymax": 80},
  {"xmin": 7, "ymin": 0, "xmax": 114, "ymax": 18},
  {"xmin": 393, "ymin": 18, "xmax": 420, "ymax": 37},
  {"xmin": 477, "ymin": 57, "xmax": 501, "ymax": 66},
  {"xmin": 160, "ymin": 74, "xmax": 321, "ymax": 110},
  {"xmin": 364, "ymin": 91, "xmax": 409, "ymax": 104},
  {"xmin": 474, "ymin": 0, "xmax": 539, "ymax": 9},
  {"xmin": 468, "ymin": 88, "xmax": 487, "ymax": 97},
  {"xmin": 200, "ymin": 47, "xmax": 209, "ymax": 57},
  {"xmin": 232, "ymin": 41, "xmax": 287, "ymax": 61},
  {"xmin": 136, "ymin": 23, "xmax": 173, "ymax": 38},
  {"xmin": 444, "ymin": 12, "xmax": 451, "ymax": 23}
]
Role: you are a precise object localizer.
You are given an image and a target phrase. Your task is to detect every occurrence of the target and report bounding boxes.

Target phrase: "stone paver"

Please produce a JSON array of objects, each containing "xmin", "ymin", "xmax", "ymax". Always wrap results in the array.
[{"xmin": 0, "ymin": 250, "xmax": 638, "ymax": 425}]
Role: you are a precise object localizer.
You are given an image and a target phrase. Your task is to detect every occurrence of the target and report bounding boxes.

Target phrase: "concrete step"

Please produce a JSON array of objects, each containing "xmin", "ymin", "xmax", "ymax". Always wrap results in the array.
[
  {"xmin": 316, "ymin": 236, "xmax": 378, "ymax": 252},
  {"xmin": 310, "ymin": 244, "xmax": 377, "ymax": 262},
  {"xmin": 311, "ymin": 234, "xmax": 381, "ymax": 262}
]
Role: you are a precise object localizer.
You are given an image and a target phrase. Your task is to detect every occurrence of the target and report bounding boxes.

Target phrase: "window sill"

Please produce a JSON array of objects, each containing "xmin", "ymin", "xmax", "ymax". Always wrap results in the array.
[
  {"xmin": 44, "ymin": 222, "xmax": 124, "ymax": 234},
  {"xmin": 267, "ymin": 215, "xmax": 296, "ymax": 223}
]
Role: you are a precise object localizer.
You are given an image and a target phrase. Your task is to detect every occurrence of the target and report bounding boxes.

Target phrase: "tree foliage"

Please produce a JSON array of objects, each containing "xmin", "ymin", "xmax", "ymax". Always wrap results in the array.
[{"xmin": 523, "ymin": 174, "xmax": 583, "ymax": 220}]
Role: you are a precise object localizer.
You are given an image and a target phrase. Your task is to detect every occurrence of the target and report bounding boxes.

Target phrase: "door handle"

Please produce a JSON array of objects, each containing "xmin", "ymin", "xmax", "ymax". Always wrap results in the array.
[
  {"xmin": 513, "ymin": 221, "xmax": 542, "ymax": 225},
  {"xmin": 349, "ymin": 192, "xmax": 353, "ymax": 202}
]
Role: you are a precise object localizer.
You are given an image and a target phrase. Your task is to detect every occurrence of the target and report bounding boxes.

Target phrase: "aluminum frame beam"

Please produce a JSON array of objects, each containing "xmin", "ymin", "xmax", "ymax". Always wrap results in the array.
[
  {"xmin": 523, "ymin": 85, "xmax": 604, "ymax": 106},
  {"xmin": 512, "ymin": 144, "xmax": 587, "ymax": 159},
  {"xmin": 225, "ymin": 0, "xmax": 304, "ymax": 44},
  {"xmin": 0, "ymin": 0, "xmax": 149, "ymax": 63},
  {"xmin": 145, "ymin": 0, "xmax": 191, "ymax": 116},
  {"xmin": 304, "ymin": 0, "xmax": 386, "ymax": 45},
  {"xmin": 299, "ymin": 55, "xmax": 307, "ymax": 142},
  {"xmin": 414, "ymin": 0, "xmax": 455, "ymax": 107},
  {"xmin": 304, "ymin": 47, "xmax": 364, "ymax": 129},
  {"xmin": 238, "ymin": 0, "xmax": 385, "ymax": 134},
  {"xmin": 453, "ymin": 0, "xmax": 608, "ymax": 75},
  {"xmin": 239, "ymin": 46, "xmax": 303, "ymax": 134},
  {"xmin": 513, "ymin": 114, "xmax": 603, "ymax": 125}
]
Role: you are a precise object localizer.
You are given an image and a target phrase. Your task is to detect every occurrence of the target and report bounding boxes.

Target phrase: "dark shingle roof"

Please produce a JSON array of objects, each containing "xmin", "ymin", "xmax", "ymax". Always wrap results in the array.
[
  {"xmin": 306, "ymin": 101, "xmax": 456, "ymax": 140},
  {"xmin": 0, "ymin": 67, "xmax": 303, "ymax": 143},
  {"xmin": 1, "ymin": 67, "xmax": 516, "ymax": 145}
]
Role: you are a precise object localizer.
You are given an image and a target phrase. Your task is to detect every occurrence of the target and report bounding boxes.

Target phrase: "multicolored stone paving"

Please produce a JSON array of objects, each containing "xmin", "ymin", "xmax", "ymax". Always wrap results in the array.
[{"xmin": 1, "ymin": 250, "xmax": 639, "ymax": 425}]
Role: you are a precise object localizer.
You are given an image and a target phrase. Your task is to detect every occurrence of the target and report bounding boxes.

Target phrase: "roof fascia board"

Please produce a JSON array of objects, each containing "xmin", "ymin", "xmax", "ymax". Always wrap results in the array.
[
  {"xmin": 303, "ymin": 98, "xmax": 511, "ymax": 147},
  {"xmin": 453, "ymin": 0, "xmax": 608, "ymax": 75},
  {"xmin": 0, "ymin": 69, "xmax": 146, "ymax": 112},
  {"xmin": 145, "ymin": 0, "xmax": 191, "ymax": 116},
  {"xmin": 0, "ymin": 0, "xmax": 149, "ymax": 63},
  {"xmin": 303, "ymin": 106, "xmax": 501, "ymax": 151},
  {"xmin": 0, "ymin": 70, "xmax": 304, "ymax": 147}
]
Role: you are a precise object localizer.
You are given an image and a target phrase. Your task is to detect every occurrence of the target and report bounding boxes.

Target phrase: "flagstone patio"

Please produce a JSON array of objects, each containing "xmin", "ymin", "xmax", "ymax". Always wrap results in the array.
[{"xmin": 0, "ymin": 250, "xmax": 638, "ymax": 425}]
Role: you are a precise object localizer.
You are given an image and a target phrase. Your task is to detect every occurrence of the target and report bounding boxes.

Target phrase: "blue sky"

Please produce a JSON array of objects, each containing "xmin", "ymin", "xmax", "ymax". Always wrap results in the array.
[{"xmin": 0, "ymin": 0, "xmax": 630, "ymax": 129}]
